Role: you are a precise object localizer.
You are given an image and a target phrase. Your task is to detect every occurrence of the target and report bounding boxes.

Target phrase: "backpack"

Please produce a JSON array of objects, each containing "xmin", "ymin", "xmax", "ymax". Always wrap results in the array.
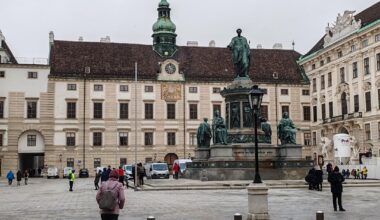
[{"xmin": 98, "ymin": 183, "xmax": 118, "ymax": 211}]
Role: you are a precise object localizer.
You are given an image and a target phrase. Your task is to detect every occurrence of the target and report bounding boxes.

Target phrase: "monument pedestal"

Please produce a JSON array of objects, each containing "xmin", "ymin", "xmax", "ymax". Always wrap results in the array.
[
  {"xmin": 209, "ymin": 144, "xmax": 234, "ymax": 161},
  {"xmin": 247, "ymin": 183, "xmax": 270, "ymax": 220},
  {"xmin": 194, "ymin": 148, "xmax": 210, "ymax": 161}
]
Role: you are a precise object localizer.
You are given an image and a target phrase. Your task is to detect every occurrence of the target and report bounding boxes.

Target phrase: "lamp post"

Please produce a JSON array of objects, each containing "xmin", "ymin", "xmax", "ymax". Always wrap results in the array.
[{"xmin": 248, "ymin": 85, "xmax": 264, "ymax": 184}]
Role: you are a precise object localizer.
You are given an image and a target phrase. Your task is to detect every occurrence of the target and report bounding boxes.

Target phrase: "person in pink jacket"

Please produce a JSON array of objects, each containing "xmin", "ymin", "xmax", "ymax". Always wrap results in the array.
[{"xmin": 96, "ymin": 169, "xmax": 125, "ymax": 220}]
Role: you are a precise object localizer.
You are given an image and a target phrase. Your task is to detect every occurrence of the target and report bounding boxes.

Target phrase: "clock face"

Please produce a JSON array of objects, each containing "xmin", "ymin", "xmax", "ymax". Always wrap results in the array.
[{"xmin": 165, "ymin": 63, "xmax": 176, "ymax": 74}]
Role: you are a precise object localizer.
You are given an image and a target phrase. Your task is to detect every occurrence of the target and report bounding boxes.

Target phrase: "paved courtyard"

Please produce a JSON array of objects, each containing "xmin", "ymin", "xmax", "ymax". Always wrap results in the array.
[{"xmin": 0, "ymin": 177, "xmax": 379, "ymax": 220}]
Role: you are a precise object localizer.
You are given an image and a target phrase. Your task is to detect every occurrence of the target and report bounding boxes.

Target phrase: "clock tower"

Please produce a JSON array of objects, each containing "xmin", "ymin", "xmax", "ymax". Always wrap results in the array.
[{"xmin": 152, "ymin": 0, "xmax": 177, "ymax": 57}]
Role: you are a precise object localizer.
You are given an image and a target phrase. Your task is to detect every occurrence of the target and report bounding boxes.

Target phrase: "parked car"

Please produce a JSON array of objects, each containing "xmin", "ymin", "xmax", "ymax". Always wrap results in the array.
[
  {"xmin": 63, "ymin": 167, "xmax": 73, "ymax": 178},
  {"xmin": 145, "ymin": 163, "xmax": 169, "ymax": 179},
  {"xmin": 79, "ymin": 168, "xmax": 89, "ymax": 178},
  {"xmin": 173, "ymin": 159, "xmax": 192, "ymax": 175},
  {"xmin": 47, "ymin": 167, "xmax": 59, "ymax": 179},
  {"xmin": 123, "ymin": 164, "xmax": 133, "ymax": 179}
]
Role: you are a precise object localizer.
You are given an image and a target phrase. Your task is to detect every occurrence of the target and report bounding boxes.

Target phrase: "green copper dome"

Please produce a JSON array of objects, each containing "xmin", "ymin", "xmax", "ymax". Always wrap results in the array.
[
  {"xmin": 159, "ymin": 0, "xmax": 169, "ymax": 7},
  {"xmin": 152, "ymin": 18, "xmax": 176, "ymax": 32}
]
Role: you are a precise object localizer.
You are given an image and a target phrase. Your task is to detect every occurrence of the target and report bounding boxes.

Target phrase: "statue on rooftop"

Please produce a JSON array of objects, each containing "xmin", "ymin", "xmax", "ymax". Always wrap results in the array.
[{"xmin": 228, "ymin": 28, "xmax": 251, "ymax": 78}]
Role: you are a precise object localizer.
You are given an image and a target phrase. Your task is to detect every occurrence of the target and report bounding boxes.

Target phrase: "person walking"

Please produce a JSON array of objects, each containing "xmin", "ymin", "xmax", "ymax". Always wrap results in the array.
[
  {"xmin": 96, "ymin": 169, "xmax": 125, "ymax": 220},
  {"xmin": 328, "ymin": 166, "xmax": 346, "ymax": 212},
  {"xmin": 101, "ymin": 168, "xmax": 108, "ymax": 184},
  {"xmin": 172, "ymin": 162, "xmax": 180, "ymax": 180},
  {"xmin": 68, "ymin": 170, "xmax": 75, "ymax": 192},
  {"xmin": 138, "ymin": 163, "xmax": 145, "ymax": 186},
  {"xmin": 94, "ymin": 170, "xmax": 102, "ymax": 190},
  {"xmin": 6, "ymin": 170, "xmax": 15, "ymax": 185},
  {"xmin": 356, "ymin": 169, "xmax": 360, "ymax": 179},
  {"xmin": 16, "ymin": 170, "xmax": 22, "ymax": 186},
  {"xmin": 24, "ymin": 170, "xmax": 29, "ymax": 185},
  {"xmin": 351, "ymin": 169, "xmax": 357, "ymax": 179},
  {"xmin": 315, "ymin": 167, "xmax": 323, "ymax": 191},
  {"xmin": 362, "ymin": 166, "xmax": 368, "ymax": 179},
  {"xmin": 118, "ymin": 166, "xmax": 125, "ymax": 186}
]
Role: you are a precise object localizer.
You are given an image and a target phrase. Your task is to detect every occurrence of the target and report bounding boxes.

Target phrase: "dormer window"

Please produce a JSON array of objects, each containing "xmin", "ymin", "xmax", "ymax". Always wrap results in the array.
[{"xmin": 312, "ymin": 64, "xmax": 316, "ymax": 70}]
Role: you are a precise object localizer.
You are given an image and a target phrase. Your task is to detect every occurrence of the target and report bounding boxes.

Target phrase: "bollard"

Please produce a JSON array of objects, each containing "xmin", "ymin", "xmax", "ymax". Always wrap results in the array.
[
  {"xmin": 316, "ymin": 211, "xmax": 324, "ymax": 220},
  {"xmin": 234, "ymin": 213, "xmax": 242, "ymax": 220},
  {"xmin": 147, "ymin": 216, "xmax": 155, "ymax": 220}
]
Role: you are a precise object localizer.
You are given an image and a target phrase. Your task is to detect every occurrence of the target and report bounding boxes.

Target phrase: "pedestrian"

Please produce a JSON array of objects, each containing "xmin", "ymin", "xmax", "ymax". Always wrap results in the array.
[
  {"xmin": 326, "ymin": 163, "xmax": 333, "ymax": 174},
  {"xmin": 96, "ymin": 169, "xmax": 125, "ymax": 220},
  {"xmin": 362, "ymin": 166, "xmax": 368, "ymax": 179},
  {"xmin": 356, "ymin": 169, "xmax": 360, "ymax": 179},
  {"xmin": 16, "ymin": 170, "xmax": 22, "ymax": 186},
  {"xmin": 346, "ymin": 169, "xmax": 350, "ymax": 179},
  {"xmin": 95, "ymin": 170, "xmax": 102, "ymax": 190},
  {"xmin": 118, "ymin": 166, "xmax": 125, "ymax": 186},
  {"xmin": 24, "ymin": 170, "xmax": 29, "ymax": 185},
  {"xmin": 68, "ymin": 170, "xmax": 75, "ymax": 191},
  {"xmin": 6, "ymin": 170, "xmax": 15, "ymax": 185},
  {"xmin": 315, "ymin": 167, "xmax": 323, "ymax": 191},
  {"xmin": 173, "ymin": 162, "xmax": 180, "ymax": 180},
  {"xmin": 351, "ymin": 169, "xmax": 356, "ymax": 179},
  {"xmin": 131, "ymin": 165, "xmax": 136, "ymax": 186},
  {"xmin": 305, "ymin": 168, "xmax": 316, "ymax": 190},
  {"xmin": 328, "ymin": 166, "xmax": 345, "ymax": 212},
  {"xmin": 341, "ymin": 169, "xmax": 346, "ymax": 178},
  {"xmin": 101, "ymin": 168, "xmax": 108, "ymax": 184},
  {"xmin": 138, "ymin": 163, "xmax": 145, "ymax": 186}
]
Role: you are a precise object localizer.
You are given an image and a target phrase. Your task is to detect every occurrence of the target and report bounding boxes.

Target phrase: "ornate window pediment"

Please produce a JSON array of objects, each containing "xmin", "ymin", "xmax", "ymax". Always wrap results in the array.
[{"xmin": 363, "ymin": 82, "xmax": 371, "ymax": 92}]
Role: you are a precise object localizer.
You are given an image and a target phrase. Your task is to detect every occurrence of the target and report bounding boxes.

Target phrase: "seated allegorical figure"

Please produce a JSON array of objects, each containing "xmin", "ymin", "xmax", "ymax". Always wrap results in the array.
[
  {"xmin": 212, "ymin": 110, "xmax": 228, "ymax": 145},
  {"xmin": 277, "ymin": 112, "xmax": 298, "ymax": 145}
]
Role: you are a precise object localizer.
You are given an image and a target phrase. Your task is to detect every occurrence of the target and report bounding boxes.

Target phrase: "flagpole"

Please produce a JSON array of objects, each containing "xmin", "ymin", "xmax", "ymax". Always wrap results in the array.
[{"xmin": 134, "ymin": 62, "xmax": 139, "ymax": 190}]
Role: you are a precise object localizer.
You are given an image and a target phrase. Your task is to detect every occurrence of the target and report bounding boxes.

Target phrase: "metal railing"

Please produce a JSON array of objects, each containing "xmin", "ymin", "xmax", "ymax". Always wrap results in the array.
[
  {"xmin": 16, "ymin": 57, "xmax": 48, "ymax": 65},
  {"xmin": 322, "ymin": 112, "xmax": 362, "ymax": 124}
]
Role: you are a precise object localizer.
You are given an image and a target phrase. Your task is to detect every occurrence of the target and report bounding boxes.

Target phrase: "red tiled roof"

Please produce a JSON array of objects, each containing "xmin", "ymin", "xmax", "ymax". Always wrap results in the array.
[
  {"xmin": 50, "ymin": 40, "xmax": 306, "ymax": 84},
  {"xmin": 303, "ymin": 1, "xmax": 380, "ymax": 58}
]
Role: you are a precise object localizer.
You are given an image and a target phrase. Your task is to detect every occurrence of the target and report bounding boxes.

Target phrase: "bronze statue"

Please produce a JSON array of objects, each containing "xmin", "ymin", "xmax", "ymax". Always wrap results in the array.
[
  {"xmin": 277, "ymin": 112, "xmax": 297, "ymax": 145},
  {"xmin": 228, "ymin": 28, "xmax": 251, "ymax": 78},
  {"xmin": 197, "ymin": 118, "xmax": 212, "ymax": 148},
  {"xmin": 212, "ymin": 110, "xmax": 228, "ymax": 145},
  {"xmin": 261, "ymin": 118, "xmax": 272, "ymax": 143}
]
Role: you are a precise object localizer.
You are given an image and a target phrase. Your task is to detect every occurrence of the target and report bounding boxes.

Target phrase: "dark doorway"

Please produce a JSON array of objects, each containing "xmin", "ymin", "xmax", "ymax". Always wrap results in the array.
[
  {"xmin": 19, "ymin": 153, "xmax": 44, "ymax": 177},
  {"xmin": 341, "ymin": 92, "xmax": 348, "ymax": 115},
  {"xmin": 164, "ymin": 153, "xmax": 178, "ymax": 174}
]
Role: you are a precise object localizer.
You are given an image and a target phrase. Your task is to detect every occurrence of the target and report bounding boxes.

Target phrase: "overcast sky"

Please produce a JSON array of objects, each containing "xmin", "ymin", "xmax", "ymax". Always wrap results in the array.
[{"xmin": 0, "ymin": 0, "xmax": 378, "ymax": 59}]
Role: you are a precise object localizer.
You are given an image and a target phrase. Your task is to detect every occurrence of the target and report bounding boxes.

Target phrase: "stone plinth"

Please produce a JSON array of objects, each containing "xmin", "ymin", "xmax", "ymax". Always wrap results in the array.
[
  {"xmin": 247, "ymin": 183, "xmax": 270, "ymax": 220},
  {"xmin": 194, "ymin": 148, "xmax": 210, "ymax": 161},
  {"xmin": 209, "ymin": 144, "xmax": 234, "ymax": 161},
  {"xmin": 277, "ymin": 144, "xmax": 302, "ymax": 160}
]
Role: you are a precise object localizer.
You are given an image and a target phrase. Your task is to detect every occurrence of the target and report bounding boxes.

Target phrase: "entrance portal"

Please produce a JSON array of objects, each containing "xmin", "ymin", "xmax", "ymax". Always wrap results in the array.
[
  {"xmin": 19, "ymin": 153, "xmax": 44, "ymax": 177},
  {"xmin": 164, "ymin": 153, "xmax": 178, "ymax": 174},
  {"xmin": 18, "ymin": 130, "xmax": 45, "ymax": 177}
]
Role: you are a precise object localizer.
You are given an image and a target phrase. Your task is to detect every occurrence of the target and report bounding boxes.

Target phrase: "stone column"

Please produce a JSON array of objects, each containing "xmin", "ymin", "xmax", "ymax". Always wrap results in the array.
[{"xmin": 247, "ymin": 183, "xmax": 270, "ymax": 220}]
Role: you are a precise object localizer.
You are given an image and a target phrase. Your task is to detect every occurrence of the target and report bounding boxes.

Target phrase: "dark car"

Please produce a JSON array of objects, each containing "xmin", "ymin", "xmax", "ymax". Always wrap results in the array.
[{"xmin": 79, "ymin": 168, "xmax": 89, "ymax": 178}]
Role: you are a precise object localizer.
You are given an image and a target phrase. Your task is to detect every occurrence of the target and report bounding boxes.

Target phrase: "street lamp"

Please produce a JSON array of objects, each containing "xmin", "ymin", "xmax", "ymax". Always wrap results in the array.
[{"xmin": 248, "ymin": 85, "xmax": 264, "ymax": 184}]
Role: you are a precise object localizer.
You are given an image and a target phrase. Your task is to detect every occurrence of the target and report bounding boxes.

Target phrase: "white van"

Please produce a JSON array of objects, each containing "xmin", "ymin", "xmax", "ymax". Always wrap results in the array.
[
  {"xmin": 146, "ymin": 163, "xmax": 169, "ymax": 179},
  {"xmin": 63, "ymin": 167, "xmax": 73, "ymax": 178},
  {"xmin": 47, "ymin": 167, "xmax": 59, "ymax": 179},
  {"xmin": 123, "ymin": 164, "xmax": 133, "ymax": 179},
  {"xmin": 173, "ymin": 159, "xmax": 192, "ymax": 174}
]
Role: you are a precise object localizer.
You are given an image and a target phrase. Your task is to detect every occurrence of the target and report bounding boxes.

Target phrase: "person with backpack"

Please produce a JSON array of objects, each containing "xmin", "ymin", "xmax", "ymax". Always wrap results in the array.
[
  {"xmin": 16, "ymin": 170, "xmax": 22, "ymax": 186},
  {"xmin": 68, "ymin": 170, "xmax": 75, "ymax": 192},
  {"xmin": 96, "ymin": 169, "xmax": 125, "ymax": 220},
  {"xmin": 6, "ymin": 170, "xmax": 15, "ymax": 185}
]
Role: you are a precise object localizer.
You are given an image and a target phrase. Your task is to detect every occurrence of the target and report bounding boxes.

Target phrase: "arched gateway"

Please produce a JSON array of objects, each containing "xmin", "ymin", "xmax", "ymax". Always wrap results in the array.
[{"xmin": 18, "ymin": 130, "xmax": 45, "ymax": 177}]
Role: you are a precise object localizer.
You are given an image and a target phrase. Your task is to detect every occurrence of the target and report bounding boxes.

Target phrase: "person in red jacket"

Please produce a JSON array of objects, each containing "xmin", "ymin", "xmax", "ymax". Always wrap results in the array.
[
  {"xmin": 173, "ymin": 162, "xmax": 180, "ymax": 180},
  {"xmin": 118, "ymin": 166, "xmax": 125, "ymax": 186}
]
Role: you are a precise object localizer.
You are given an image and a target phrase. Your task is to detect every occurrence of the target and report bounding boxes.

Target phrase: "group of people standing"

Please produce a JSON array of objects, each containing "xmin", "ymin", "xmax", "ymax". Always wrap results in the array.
[
  {"xmin": 347, "ymin": 167, "xmax": 368, "ymax": 179},
  {"xmin": 305, "ymin": 167, "xmax": 323, "ymax": 191},
  {"xmin": 6, "ymin": 170, "xmax": 29, "ymax": 186}
]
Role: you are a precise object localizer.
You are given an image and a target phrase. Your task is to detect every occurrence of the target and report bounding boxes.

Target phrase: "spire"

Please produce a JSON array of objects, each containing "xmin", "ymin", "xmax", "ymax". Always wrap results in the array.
[{"xmin": 152, "ymin": 0, "xmax": 177, "ymax": 57}]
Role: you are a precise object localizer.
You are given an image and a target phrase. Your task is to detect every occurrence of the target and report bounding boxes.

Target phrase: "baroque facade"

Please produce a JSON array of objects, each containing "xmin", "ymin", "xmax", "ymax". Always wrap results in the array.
[
  {"xmin": 0, "ymin": 0, "xmax": 311, "ymax": 176},
  {"xmin": 299, "ymin": 2, "xmax": 380, "ymax": 161}
]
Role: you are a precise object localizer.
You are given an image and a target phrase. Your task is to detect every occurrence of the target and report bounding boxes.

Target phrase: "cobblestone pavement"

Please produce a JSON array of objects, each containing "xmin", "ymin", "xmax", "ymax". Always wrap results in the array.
[{"xmin": 0, "ymin": 178, "xmax": 380, "ymax": 220}]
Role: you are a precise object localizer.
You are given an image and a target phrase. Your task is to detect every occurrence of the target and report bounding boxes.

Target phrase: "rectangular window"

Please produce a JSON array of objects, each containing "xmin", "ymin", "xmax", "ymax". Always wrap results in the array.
[
  {"xmin": 261, "ymin": 88, "xmax": 268, "ymax": 94},
  {"xmin": 321, "ymin": 75, "xmax": 325, "ymax": 90},
  {"xmin": 120, "ymin": 85, "xmax": 128, "ymax": 92},
  {"xmin": 144, "ymin": 132, "xmax": 153, "ymax": 146},
  {"xmin": 327, "ymin": 57, "xmax": 331, "ymax": 63},
  {"xmin": 67, "ymin": 158, "xmax": 74, "ymax": 168},
  {"xmin": 119, "ymin": 132, "xmax": 128, "ymax": 146},
  {"xmin": 378, "ymin": 89, "xmax": 380, "ymax": 109},
  {"xmin": 338, "ymin": 51, "xmax": 342, "ymax": 58},
  {"xmin": 66, "ymin": 132, "xmax": 76, "ymax": 146},
  {"xmin": 189, "ymin": 104, "xmax": 198, "ymax": 119},
  {"xmin": 67, "ymin": 102, "xmax": 76, "ymax": 119},
  {"xmin": 375, "ymin": 33, "xmax": 380, "ymax": 42},
  {"xmin": 353, "ymin": 62, "xmax": 358, "ymax": 78},
  {"xmin": 365, "ymin": 123, "xmax": 371, "ymax": 140},
  {"xmin": 328, "ymin": 72, "xmax": 332, "ymax": 87},
  {"xmin": 167, "ymin": 103, "xmax": 176, "ymax": 119},
  {"xmin": 27, "ymin": 101, "xmax": 37, "ymax": 118},
  {"xmin": 0, "ymin": 133, "xmax": 3, "ymax": 146},
  {"xmin": 366, "ymin": 92, "xmax": 371, "ymax": 112},
  {"xmin": 302, "ymin": 89, "xmax": 310, "ymax": 96},
  {"xmin": 351, "ymin": 44, "xmax": 356, "ymax": 52},
  {"xmin": 304, "ymin": 132, "xmax": 311, "ymax": 146},
  {"xmin": 377, "ymin": 53, "xmax": 380, "ymax": 71},
  {"xmin": 189, "ymin": 87, "xmax": 198, "ymax": 93},
  {"xmin": 119, "ymin": 103, "xmax": 129, "ymax": 119},
  {"xmin": 190, "ymin": 133, "xmax": 197, "ymax": 146},
  {"xmin": 364, "ymin": 58, "xmax": 370, "ymax": 75},
  {"xmin": 93, "ymin": 132, "xmax": 102, "ymax": 146},
  {"xmin": 361, "ymin": 39, "xmax": 368, "ymax": 48},
  {"xmin": 28, "ymin": 72, "xmax": 38, "ymax": 79},
  {"xmin": 354, "ymin": 95, "xmax": 359, "ymax": 112},
  {"xmin": 120, "ymin": 158, "xmax": 127, "ymax": 166},
  {"xmin": 340, "ymin": 67, "xmax": 345, "ymax": 83},
  {"xmin": 167, "ymin": 132, "xmax": 176, "ymax": 146},
  {"xmin": 0, "ymin": 71, "xmax": 4, "ymax": 78},
  {"xmin": 0, "ymin": 100, "xmax": 3, "ymax": 118},
  {"xmin": 27, "ymin": 135, "xmax": 36, "ymax": 146},
  {"xmin": 321, "ymin": 103, "xmax": 326, "ymax": 120},
  {"xmin": 144, "ymin": 85, "xmax": 153, "ymax": 92},
  {"xmin": 329, "ymin": 102, "xmax": 333, "ymax": 118},
  {"xmin": 145, "ymin": 103, "xmax": 154, "ymax": 119},
  {"xmin": 213, "ymin": 104, "xmax": 221, "ymax": 117},
  {"xmin": 93, "ymin": 103, "xmax": 103, "ymax": 119},
  {"xmin": 260, "ymin": 105, "xmax": 268, "ymax": 121},
  {"xmin": 94, "ymin": 158, "xmax": 101, "ymax": 168},
  {"xmin": 313, "ymin": 106, "xmax": 317, "ymax": 122},
  {"xmin": 67, "ymin": 84, "xmax": 77, "ymax": 91},
  {"xmin": 212, "ymin": 87, "xmax": 221, "ymax": 93},
  {"xmin": 312, "ymin": 64, "xmax": 316, "ymax": 70},
  {"xmin": 303, "ymin": 106, "xmax": 310, "ymax": 121},
  {"xmin": 280, "ymin": 89, "xmax": 289, "ymax": 95},
  {"xmin": 312, "ymin": 78, "xmax": 317, "ymax": 92},
  {"xmin": 145, "ymin": 157, "xmax": 153, "ymax": 163},
  {"xmin": 378, "ymin": 122, "xmax": 380, "ymax": 139},
  {"xmin": 320, "ymin": 60, "xmax": 324, "ymax": 66},
  {"xmin": 312, "ymin": 132, "xmax": 317, "ymax": 146},
  {"xmin": 281, "ymin": 105, "xmax": 289, "ymax": 116},
  {"xmin": 94, "ymin": 84, "xmax": 103, "ymax": 91}
]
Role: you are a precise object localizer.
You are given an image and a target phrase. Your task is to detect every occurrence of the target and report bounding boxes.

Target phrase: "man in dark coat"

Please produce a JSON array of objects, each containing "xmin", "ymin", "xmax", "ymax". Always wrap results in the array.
[
  {"xmin": 100, "ymin": 168, "xmax": 108, "ymax": 183},
  {"xmin": 315, "ymin": 168, "xmax": 323, "ymax": 191},
  {"xmin": 328, "ymin": 166, "xmax": 346, "ymax": 211}
]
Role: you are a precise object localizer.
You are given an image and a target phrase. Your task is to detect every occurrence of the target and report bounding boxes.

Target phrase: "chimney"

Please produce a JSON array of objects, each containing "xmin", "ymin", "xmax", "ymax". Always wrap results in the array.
[
  {"xmin": 187, "ymin": 41, "xmax": 198, "ymax": 47},
  {"xmin": 100, "ymin": 36, "xmax": 111, "ymax": 43},
  {"xmin": 49, "ymin": 31, "xmax": 54, "ymax": 45},
  {"xmin": 272, "ymin": 43, "xmax": 283, "ymax": 49},
  {"xmin": 256, "ymin": 44, "xmax": 262, "ymax": 49},
  {"xmin": 78, "ymin": 36, "xmax": 83, "ymax": 41},
  {"xmin": 209, "ymin": 40, "xmax": 215, "ymax": 47}
]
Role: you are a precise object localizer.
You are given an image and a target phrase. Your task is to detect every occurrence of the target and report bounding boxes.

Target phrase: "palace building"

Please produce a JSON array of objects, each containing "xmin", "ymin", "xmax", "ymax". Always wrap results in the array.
[
  {"xmin": 0, "ymin": 0, "xmax": 310, "ymax": 175},
  {"xmin": 299, "ymin": 2, "xmax": 380, "ymax": 160}
]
